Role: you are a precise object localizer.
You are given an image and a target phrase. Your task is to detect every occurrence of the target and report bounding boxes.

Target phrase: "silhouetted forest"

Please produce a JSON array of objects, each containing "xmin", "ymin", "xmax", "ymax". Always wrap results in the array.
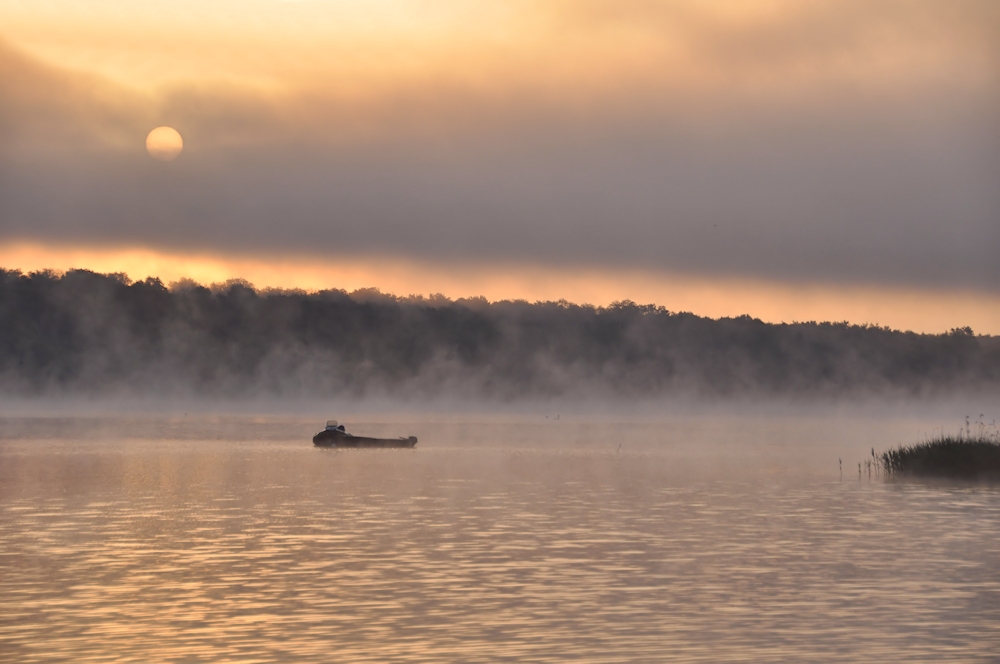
[{"xmin": 2, "ymin": 269, "xmax": 998, "ymax": 399}]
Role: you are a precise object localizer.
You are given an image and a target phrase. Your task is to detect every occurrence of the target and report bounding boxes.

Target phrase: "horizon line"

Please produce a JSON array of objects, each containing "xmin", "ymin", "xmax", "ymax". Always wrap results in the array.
[{"xmin": 2, "ymin": 241, "xmax": 999, "ymax": 335}]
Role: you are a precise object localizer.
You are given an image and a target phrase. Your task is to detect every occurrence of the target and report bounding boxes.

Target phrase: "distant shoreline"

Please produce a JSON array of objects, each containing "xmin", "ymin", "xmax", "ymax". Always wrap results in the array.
[{"xmin": 2, "ymin": 268, "xmax": 999, "ymax": 400}]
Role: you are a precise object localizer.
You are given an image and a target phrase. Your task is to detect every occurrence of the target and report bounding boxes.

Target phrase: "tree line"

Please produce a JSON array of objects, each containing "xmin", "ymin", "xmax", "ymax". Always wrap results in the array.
[{"xmin": 1, "ymin": 268, "xmax": 997, "ymax": 398}]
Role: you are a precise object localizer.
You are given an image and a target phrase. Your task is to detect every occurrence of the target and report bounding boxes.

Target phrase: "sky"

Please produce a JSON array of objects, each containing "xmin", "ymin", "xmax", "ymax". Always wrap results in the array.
[{"xmin": 1, "ymin": 0, "xmax": 998, "ymax": 332}]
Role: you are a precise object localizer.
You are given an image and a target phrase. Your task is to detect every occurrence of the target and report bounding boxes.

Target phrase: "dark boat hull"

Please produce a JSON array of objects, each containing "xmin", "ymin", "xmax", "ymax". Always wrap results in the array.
[{"xmin": 313, "ymin": 430, "xmax": 417, "ymax": 448}]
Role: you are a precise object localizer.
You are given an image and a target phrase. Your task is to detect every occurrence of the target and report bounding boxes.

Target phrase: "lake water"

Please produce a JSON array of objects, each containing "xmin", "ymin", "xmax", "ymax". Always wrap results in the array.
[{"xmin": 1, "ymin": 411, "xmax": 999, "ymax": 662}]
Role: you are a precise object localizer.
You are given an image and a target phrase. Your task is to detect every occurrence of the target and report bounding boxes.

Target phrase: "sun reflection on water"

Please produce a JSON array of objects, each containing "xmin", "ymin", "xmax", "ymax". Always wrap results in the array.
[{"xmin": 1, "ymin": 416, "xmax": 999, "ymax": 661}]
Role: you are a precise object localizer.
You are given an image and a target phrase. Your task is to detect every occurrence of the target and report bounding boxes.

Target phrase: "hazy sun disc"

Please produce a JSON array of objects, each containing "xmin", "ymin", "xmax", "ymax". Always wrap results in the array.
[{"xmin": 146, "ymin": 126, "xmax": 183, "ymax": 161}]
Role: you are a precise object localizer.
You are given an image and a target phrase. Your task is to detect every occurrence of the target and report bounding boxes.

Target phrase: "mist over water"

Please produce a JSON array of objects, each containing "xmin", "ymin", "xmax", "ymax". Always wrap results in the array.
[
  {"xmin": 2, "ymin": 410, "xmax": 998, "ymax": 662},
  {"xmin": 3, "ymin": 269, "xmax": 999, "ymax": 402}
]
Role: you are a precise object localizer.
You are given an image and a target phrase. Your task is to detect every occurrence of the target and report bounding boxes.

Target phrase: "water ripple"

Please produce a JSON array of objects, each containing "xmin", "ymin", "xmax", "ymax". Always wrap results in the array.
[{"xmin": 1, "ymin": 418, "xmax": 999, "ymax": 662}]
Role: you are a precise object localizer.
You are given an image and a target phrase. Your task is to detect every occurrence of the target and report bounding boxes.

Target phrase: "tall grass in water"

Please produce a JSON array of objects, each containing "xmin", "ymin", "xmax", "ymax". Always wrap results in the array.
[{"xmin": 879, "ymin": 416, "xmax": 1000, "ymax": 480}]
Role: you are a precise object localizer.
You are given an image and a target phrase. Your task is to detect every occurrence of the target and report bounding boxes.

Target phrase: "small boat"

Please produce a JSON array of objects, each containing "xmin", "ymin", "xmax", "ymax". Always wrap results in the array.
[{"xmin": 313, "ymin": 420, "xmax": 418, "ymax": 448}]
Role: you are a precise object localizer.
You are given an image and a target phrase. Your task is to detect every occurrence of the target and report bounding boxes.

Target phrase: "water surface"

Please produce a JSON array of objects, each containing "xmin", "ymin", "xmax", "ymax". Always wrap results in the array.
[{"xmin": 1, "ymin": 414, "xmax": 998, "ymax": 662}]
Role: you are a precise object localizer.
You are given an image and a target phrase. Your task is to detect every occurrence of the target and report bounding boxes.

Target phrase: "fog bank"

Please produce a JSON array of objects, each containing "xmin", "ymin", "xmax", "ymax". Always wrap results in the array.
[{"xmin": 2, "ymin": 269, "xmax": 998, "ymax": 402}]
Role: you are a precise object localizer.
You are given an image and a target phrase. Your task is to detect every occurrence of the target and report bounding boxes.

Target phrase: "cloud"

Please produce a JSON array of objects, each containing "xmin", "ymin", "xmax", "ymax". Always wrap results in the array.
[{"xmin": 0, "ymin": 0, "xmax": 998, "ymax": 294}]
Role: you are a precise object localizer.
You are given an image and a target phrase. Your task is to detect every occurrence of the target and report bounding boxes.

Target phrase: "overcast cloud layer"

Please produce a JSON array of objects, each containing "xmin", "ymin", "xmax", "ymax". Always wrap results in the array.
[{"xmin": 1, "ymin": 0, "xmax": 998, "ymax": 291}]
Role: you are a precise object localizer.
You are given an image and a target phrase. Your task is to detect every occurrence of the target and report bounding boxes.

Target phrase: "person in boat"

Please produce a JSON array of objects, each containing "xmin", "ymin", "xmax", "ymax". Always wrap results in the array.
[
  {"xmin": 314, "ymin": 420, "xmax": 417, "ymax": 447},
  {"xmin": 324, "ymin": 420, "xmax": 348, "ymax": 435}
]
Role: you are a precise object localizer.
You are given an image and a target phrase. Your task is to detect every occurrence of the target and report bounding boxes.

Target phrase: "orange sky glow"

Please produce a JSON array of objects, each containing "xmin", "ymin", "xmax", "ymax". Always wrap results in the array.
[
  {"xmin": 1, "ymin": 1, "xmax": 996, "ymax": 336},
  {"xmin": 3, "ymin": 243, "xmax": 997, "ymax": 335}
]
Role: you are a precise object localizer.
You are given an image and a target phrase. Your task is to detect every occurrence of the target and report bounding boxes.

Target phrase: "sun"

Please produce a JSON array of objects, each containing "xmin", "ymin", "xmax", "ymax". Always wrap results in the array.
[{"xmin": 146, "ymin": 126, "xmax": 184, "ymax": 161}]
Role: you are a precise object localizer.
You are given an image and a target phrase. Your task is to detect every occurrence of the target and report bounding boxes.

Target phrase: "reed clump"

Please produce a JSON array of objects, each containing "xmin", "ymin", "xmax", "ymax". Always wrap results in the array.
[{"xmin": 879, "ymin": 420, "xmax": 1000, "ymax": 480}]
